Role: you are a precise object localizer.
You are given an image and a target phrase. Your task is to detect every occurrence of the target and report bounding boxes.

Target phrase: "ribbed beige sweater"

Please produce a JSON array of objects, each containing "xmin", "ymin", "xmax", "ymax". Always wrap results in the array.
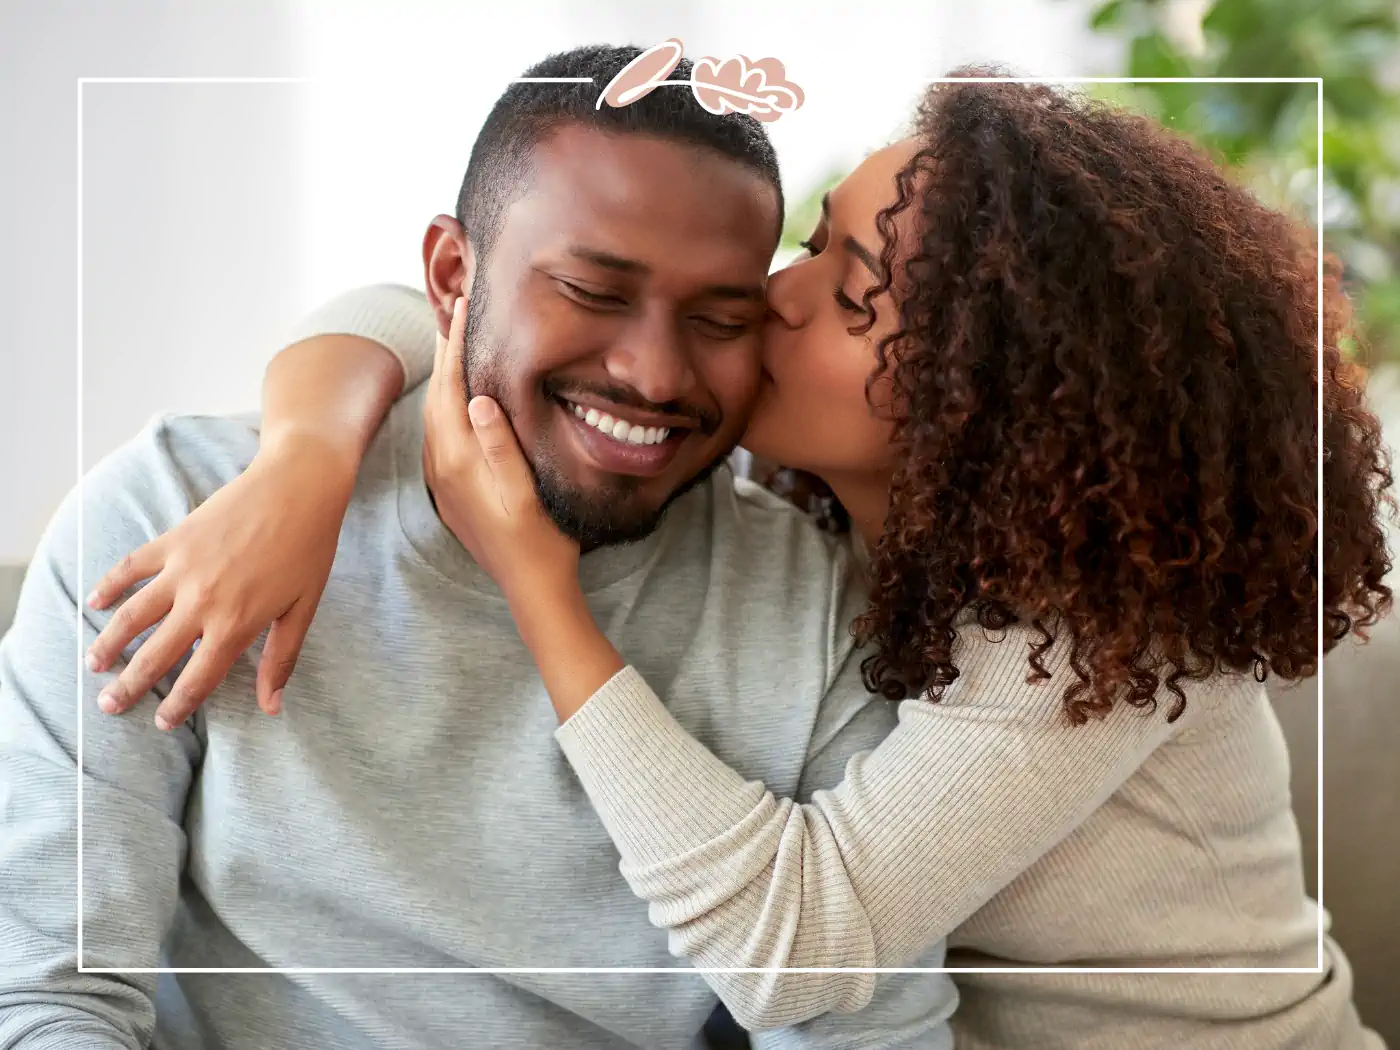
[{"xmin": 287, "ymin": 284, "xmax": 1383, "ymax": 1050}]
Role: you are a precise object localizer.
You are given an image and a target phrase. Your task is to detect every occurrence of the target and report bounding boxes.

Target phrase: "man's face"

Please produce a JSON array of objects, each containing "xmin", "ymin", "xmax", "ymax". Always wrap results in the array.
[{"xmin": 458, "ymin": 125, "xmax": 779, "ymax": 548}]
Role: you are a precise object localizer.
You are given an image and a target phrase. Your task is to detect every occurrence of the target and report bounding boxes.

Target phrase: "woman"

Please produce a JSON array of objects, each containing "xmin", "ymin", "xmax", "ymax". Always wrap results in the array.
[{"xmin": 86, "ymin": 80, "xmax": 1390, "ymax": 1047}]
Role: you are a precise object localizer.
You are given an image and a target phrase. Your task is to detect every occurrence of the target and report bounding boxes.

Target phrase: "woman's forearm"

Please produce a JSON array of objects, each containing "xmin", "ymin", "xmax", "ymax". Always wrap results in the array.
[
  {"xmin": 510, "ymin": 586, "xmax": 626, "ymax": 722},
  {"xmin": 259, "ymin": 335, "xmax": 407, "ymax": 467},
  {"xmin": 550, "ymin": 622, "xmax": 1183, "ymax": 1028}
]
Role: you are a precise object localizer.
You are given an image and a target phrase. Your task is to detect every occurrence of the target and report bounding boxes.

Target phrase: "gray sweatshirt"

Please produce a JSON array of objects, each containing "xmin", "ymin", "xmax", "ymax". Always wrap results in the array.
[{"xmin": 0, "ymin": 393, "xmax": 957, "ymax": 1049}]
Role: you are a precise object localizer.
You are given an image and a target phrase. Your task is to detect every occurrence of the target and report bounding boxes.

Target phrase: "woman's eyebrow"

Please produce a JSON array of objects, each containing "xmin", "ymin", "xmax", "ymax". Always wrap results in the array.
[
  {"xmin": 843, "ymin": 236, "xmax": 882, "ymax": 280},
  {"xmin": 821, "ymin": 193, "xmax": 882, "ymax": 280}
]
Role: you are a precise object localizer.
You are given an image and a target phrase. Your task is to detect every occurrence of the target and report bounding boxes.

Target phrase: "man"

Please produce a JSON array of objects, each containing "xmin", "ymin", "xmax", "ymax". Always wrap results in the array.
[{"xmin": 0, "ymin": 45, "xmax": 956, "ymax": 1049}]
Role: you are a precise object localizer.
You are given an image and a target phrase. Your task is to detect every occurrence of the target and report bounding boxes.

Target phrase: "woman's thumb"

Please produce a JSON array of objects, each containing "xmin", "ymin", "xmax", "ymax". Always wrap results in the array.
[{"xmin": 468, "ymin": 395, "xmax": 533, "ymax": 494}]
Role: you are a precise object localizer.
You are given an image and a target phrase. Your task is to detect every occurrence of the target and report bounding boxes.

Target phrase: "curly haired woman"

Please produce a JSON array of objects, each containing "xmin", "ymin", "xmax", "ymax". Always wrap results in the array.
[{"xmin": 88, "ymin": 77, "xmax": 1391, "ymax": 1047}]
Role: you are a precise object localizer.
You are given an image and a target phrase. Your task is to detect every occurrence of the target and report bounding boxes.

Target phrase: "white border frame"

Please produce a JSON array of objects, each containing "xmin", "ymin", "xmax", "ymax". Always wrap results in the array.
[{"xmin": 76, "ymin": 74, "xmax": 1326, "ymax": 977}]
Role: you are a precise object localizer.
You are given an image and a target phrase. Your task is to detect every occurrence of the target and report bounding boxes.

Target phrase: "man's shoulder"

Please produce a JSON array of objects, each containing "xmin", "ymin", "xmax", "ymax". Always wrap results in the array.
[
  {"xmin": 43, "ymin": 412, "xmax": 261, "ymax": 581},
  {"xmin": 10, "ymin": 412, "xmax": 260, "ymax": 626},
  {"xmin": 677, "ymin": 469, "xmax": 864, "ymax": 675},
  {"xmin": 662, "ymin": 471, "xmax": 875, "ymax": 774},
  {"xmin": 89, "ymin": 411, "xmax": 261, "ymax": 514},
  {"xmin": 699, "ymin": 468, "xmax": 855, "ymax": 586}
]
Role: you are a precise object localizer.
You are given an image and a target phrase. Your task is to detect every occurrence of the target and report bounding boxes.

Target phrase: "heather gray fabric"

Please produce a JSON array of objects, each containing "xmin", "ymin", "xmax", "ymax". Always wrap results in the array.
[{"xmin": 0, "ymin": 393, "xmax": 956, "ymax": 1049}]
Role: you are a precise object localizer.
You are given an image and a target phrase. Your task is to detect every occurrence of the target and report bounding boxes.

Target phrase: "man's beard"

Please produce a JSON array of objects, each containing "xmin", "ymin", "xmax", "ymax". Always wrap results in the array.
[{"xmin": 462, "ymin": 279, "xmax": 731, "ymax": 550}]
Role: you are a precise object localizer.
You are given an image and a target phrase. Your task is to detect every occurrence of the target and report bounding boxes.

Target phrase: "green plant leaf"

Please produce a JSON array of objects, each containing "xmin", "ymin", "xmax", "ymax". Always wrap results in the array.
[
  {"xmin": 780, "ymin": 168, "xmax": 847, "ymax": 254},
  {"xmin": 1127, "ymin": 32, "xmax": 1195, "ymax": 78},
  {"xmin": 1090, "ymin": 0, "xmax": 1126, "ymax": 30},
  {"xmin": 1086, "ymin": 0, "xmax": 1400, "ymax": 359}
]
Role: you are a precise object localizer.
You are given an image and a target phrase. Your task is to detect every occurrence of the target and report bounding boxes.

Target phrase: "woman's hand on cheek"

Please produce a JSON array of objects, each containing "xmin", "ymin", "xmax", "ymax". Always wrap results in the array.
[
  {"xmin": 425, "ymin": 298, "xmax": 621, "ymax": 723},
  {"xmin": 422, "ymin": 297, "xmax": 582, "ymax": 608}
]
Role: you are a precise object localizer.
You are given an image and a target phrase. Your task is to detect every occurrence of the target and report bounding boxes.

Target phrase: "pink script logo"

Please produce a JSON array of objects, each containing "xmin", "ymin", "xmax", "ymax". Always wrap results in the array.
[{"xmin": 597, "ymin": 38, "xmax": 805, "ymax": 124}]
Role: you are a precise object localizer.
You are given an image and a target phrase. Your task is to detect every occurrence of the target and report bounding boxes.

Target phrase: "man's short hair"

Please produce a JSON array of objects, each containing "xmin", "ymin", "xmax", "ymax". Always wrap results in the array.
[{"xmin": 456, "ymin": 44, "xmax": 785, "ymax": 263}]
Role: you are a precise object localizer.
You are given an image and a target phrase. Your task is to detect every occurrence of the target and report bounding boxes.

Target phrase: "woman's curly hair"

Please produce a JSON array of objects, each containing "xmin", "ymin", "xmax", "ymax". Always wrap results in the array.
[{"xmin": 778, "ymin": 75, "xmax": 1394, "ymax": 724}]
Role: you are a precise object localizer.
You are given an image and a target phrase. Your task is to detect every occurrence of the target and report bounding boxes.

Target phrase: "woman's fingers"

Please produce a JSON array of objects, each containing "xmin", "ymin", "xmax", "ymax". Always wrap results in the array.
[
  {"xmin": 87, "ymin": 540, "xmax": 165, "ymax": 610},
  {"xmin": 87, "ymin": 580, "xmax": 174, "ymax": 674},
  {"xmin": 424, "ymin": 296, "xmax": 468, "ymax": 466},
  {"xmin": 444, "ymin": 294, "xmax": 468, "ymax": 398},
  {"xmin": 435, "ymin": 291, "xmax": 466, "ymax": 375},
  {"xmin": 467, "ymin": 396, "xmax": 535, "ymax": 514},
  {"xmin": 437, "ymin": 296, "xmax": 473, "ymax": 453},
  {"xmin": 96, "ymin": 613, "xmax": 199, "ymax": 715},
  {"xmin": 154, "ymin": 633, "xmax": 245, "ymax": 730},
  {"xmin": 254, "ymin": 598, "xmax": 318, "ymax": 715}
]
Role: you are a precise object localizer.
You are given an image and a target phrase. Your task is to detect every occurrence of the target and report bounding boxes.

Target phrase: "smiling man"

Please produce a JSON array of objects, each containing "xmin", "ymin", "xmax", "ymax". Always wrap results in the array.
[
  {"xmin": 430, "ymin": 115, "xmax": 775, "ymax": 546},
  {"xmin": 0, "ymin": 44, "xmax": 955, "ymax": 1050}
]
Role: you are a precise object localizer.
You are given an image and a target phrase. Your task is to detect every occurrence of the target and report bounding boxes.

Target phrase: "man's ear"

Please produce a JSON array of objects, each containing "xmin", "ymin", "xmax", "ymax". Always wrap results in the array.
[{"xmin": 422, "ymin": 215, "xmax": 477, "ymax": 341}]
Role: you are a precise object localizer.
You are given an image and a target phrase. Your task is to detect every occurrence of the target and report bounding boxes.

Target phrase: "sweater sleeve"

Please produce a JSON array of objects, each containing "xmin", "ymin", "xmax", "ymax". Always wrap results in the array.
[
  {"xmin": 0, "ymin": 421, "xmax": 210, "ymax": 1048},
  {"xmin": 554, "ymin": 621, "xmax": 1180, "ymax": 1029},
  {"xmin": 280, "ymin": 284, "xmax": 439, "ymax": 392}
]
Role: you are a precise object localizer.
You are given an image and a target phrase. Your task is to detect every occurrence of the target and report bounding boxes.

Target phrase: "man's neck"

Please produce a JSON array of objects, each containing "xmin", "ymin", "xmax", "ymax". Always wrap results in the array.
[{"xmin": 421, "ymin": 473, "xmax": 654, "ymax": 586}]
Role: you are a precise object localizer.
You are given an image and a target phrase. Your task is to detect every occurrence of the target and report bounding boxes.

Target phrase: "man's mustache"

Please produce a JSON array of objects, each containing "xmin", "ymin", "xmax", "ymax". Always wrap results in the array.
[{"xmin": 542, "ymin": 377, "xmax": 721, "ymax": 435}]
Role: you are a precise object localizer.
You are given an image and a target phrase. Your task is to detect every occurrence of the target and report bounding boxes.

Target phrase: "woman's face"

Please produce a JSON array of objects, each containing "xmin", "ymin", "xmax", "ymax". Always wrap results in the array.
[{"xmin": 741, "ymin": 138, "xmax": 920, "ymax": 478}]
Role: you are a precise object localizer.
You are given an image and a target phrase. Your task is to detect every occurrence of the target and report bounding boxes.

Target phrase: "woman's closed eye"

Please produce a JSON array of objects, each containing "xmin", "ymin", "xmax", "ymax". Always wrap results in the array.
[
  {"xmin": 797, "ymin": 239, "xmax": 866, "ymax": 317},
  {"xmin": 832, "ymin": 287, "xmax": 864, "ymax": 315}
]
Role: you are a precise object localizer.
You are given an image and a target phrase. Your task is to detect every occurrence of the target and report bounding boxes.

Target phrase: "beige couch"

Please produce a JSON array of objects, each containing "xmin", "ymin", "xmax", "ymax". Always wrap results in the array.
[
  {"xmin": 1270, "ymin": 618, "xmax": 1399, "ymax": 1043},
  {"xmin": 0, "ymin": 564, "xmax": 1394, "ymax": 1042}
]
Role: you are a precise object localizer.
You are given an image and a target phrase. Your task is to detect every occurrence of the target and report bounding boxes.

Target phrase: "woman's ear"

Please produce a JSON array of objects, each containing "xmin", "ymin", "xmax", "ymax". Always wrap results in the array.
[{"xmin": 422, "ymin": 215, "xmax": 476, "ymax": 341}]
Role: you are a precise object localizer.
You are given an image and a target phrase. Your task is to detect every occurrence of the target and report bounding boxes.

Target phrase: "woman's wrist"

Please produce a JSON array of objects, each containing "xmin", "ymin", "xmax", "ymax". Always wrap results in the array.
[
  {"xmin": 254, "ymin": 425, "xmax": 362, "ymax": 497},
  {"xmin": 258, "ymin": 333, "xmax": 406, "ymax": 476},
  {"xmin": 506, "ymin": 574, "xmax": 591, "ymax": 648},
  {"xmin": 508, "ymin": 580, "xmax": 625, "ymax": 723}
]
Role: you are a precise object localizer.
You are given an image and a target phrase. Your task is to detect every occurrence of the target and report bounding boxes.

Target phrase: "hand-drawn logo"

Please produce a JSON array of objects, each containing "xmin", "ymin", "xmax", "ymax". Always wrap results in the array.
[{"xmin": 597, "ymin": 38, "xmax": 805, "ymax": 124}]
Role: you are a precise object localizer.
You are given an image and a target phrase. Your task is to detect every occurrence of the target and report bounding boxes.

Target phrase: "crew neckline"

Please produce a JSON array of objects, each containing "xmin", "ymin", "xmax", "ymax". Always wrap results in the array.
[{"xmin": 391, "ymin": 389, "xmax": 670, "ymax": 596}]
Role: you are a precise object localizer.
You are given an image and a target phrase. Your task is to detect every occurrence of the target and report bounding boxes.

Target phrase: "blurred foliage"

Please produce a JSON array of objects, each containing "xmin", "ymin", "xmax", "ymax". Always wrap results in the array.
[
  {"xmin": 779, "ymin": 167, "xmax": 846, "ymax": 260},
  {"xmin": 1085, "ymin": 0, "xmax": 1400, "ymax": 361},
  {"xmin": 781, "ymin": 1, "xmax": 1400, "ymax": 360}
]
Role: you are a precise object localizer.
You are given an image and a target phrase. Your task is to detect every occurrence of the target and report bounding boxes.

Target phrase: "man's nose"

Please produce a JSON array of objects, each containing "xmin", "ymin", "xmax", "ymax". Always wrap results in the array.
[{"xmin": 604, "ymin": 311, "xmax": 697, "ymax": 404}]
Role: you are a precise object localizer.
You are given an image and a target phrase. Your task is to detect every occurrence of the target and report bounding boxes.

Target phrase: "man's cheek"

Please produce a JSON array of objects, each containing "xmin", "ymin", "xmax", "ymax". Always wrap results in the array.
[{"xmin": 705, "ymin": 353, "xmax": 763, "ymax": 428}]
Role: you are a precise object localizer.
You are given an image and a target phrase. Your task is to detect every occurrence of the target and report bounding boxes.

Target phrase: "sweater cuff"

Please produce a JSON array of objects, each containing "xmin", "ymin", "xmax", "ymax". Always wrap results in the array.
[
  {"xmin": 281, "ymin": 284, "xmax": 439, "ymax": 391},
  {"xmin": 554, "ymin": 666, "xmax": 764, "ymax": 867}
]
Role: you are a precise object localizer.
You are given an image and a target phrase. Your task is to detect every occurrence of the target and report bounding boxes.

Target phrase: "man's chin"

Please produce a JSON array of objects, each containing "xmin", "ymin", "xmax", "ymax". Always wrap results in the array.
[
  {"xmin": 539, "ymin": 468, "xmax": 725, "ymax": 551},
  {"xmin": 534, "ymin": 477, "xmax": 667, "ymax": 550},
  {"xmin": 545, "ymin": 503, "xmax": 671, "ymax": 551}
]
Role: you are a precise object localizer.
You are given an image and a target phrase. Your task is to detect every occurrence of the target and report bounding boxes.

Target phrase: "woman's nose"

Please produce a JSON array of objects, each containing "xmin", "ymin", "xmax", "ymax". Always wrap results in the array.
[{"xmin": 764, "ymin": 260, "xmax": 808, "ymax": 329}]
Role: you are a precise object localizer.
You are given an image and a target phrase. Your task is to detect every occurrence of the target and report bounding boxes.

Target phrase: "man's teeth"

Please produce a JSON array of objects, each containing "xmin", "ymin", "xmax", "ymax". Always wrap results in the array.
[{"xmin": 568, "ymin": 402, "xmax": 671, "ymax": 446}]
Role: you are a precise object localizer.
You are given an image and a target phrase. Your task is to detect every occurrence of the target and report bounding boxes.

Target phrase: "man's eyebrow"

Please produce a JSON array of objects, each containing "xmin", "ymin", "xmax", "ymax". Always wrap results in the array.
[
  {"xmin": 703, "ymin": 283, "xmax": 766, "ymax": 303},
  {"xmin": 567, "ymin": 246, "xmax": 763, "ymax": 302},
  {"xmin": 824, "ymin": 192, "xmax": 882, "ymax": 280},
  {"xmin": 566, "ymin": 247, "xmax": 649, "ymax": 274},
  {"xmin": 564, "ymin": 246, "xmax": 762, "ymax": 302}
]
